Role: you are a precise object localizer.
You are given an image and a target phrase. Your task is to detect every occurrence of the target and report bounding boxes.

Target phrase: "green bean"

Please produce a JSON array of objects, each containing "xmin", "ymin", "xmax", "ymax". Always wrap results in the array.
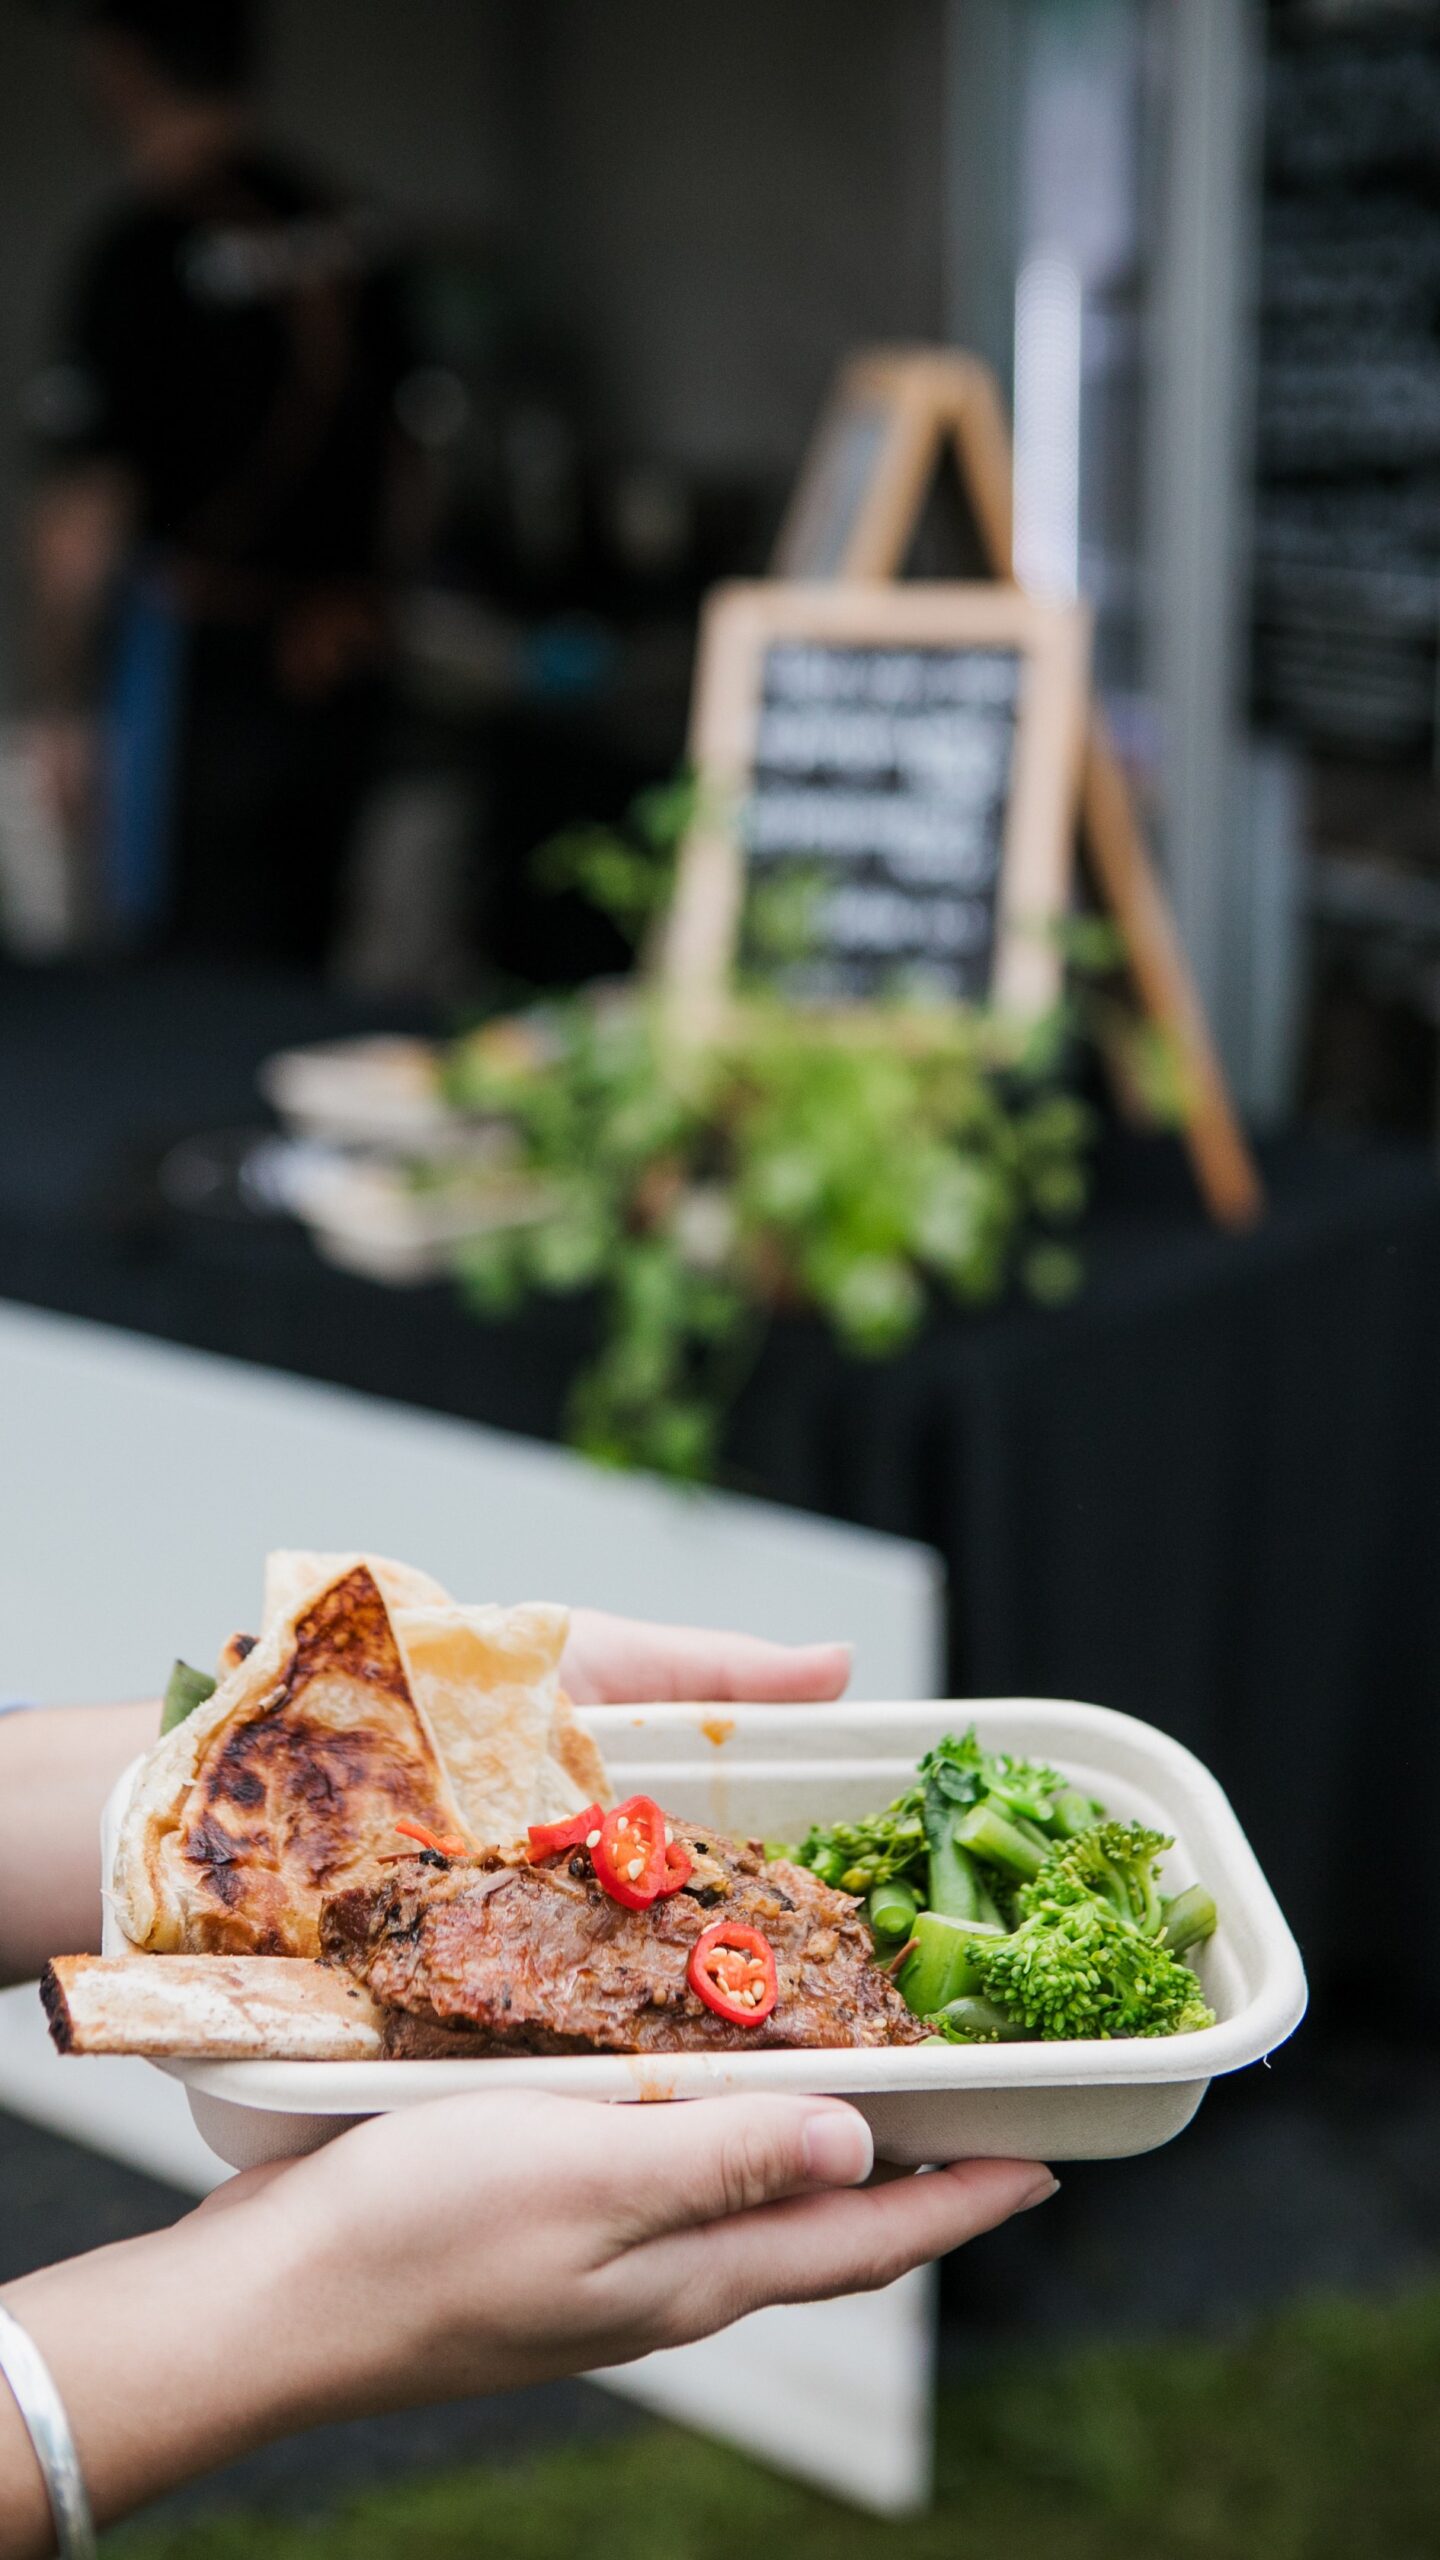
[{"xmin": 927, "ymin": 1830, "xmax": 984, "ymax": 1921}]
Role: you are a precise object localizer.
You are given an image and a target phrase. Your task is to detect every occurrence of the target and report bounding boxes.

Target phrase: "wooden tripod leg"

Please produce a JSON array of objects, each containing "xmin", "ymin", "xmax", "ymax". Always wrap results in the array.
[{"xmin": 1082, "ymin": 718, "xmax": 1263, "ymax": 1227}]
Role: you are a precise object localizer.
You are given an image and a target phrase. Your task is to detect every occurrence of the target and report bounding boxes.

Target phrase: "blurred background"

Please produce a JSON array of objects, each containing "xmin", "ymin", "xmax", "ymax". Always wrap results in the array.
[{"xmin": 2, "ymin": 0, "xmax": 1439, "ymax": 2552}]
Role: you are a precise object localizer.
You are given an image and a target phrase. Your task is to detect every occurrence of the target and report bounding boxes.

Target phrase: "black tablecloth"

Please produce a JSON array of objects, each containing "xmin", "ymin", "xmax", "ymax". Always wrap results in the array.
[{"xmin": 4, "ymin": 957, "xmax": 1438, "ymax": 2022}]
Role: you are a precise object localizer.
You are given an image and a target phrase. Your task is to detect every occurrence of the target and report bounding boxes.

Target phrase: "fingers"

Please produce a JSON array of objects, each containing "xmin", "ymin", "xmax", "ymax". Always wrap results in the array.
[
  {"xmin": 598, "ymin": 2094, "xmax": 875, "ymax": 2245},
  {"xmin": 564, "ymin": 1609, "xmax": 852, "ymax": 1706},
  {"xmin": 639, "ymin": 2157, "xmax": 1057, "ymax": 2342}
]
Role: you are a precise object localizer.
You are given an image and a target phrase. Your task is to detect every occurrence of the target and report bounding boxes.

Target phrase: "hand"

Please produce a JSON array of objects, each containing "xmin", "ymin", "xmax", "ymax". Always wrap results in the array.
[
  {"xmin": 214, "ymin": 2092, "xmax": 1056, "ymax": 2413},
  {"xmin": 2, "ymin": 2091, "xmax": 1054, "ymax": 2545},
  {"xmin": 562, "ymin": 1610, "xmax": 852, "ymax": 1707}
]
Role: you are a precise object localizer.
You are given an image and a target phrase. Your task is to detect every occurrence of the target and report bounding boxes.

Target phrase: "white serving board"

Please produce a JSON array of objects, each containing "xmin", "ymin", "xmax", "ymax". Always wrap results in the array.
[{"xmin": 102, "ymin": 1699, "xmax": 1306, "ymax": 2171}]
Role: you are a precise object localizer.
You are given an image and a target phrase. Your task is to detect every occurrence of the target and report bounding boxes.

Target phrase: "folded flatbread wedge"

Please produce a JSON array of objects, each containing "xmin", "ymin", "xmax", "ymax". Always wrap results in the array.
[
  {"xmin": 113, "ymin": 1563, "xmax": 472, "ymax": 1957},
  {"xmin": 262, "ymin": 1548, "xmax": 451, "ymax": 1630},
  {"xmin": 392, "ymin": 1602, "xmax": 608, "ymax": 1841},
  {"xmin": 263, "ymin": 1550, "xmax": 609, "ymax": 1834}
]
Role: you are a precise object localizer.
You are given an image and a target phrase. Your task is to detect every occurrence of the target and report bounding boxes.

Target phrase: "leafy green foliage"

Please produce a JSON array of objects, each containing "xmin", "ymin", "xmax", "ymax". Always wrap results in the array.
[
  {"xmin": 444, "ymin": 994, "xmax": 1098, "ymax": 1479},
  {"xmin": 434, "ymin": 768, "xmax": 1195, "ymax": 1481},
  {"xmin": 530, "ymin": 774, "xmax": 699, "ymax": 943},
  {"xmin": 110, "ymin": 2287, "xmax": 1440, "ymax": 2560},
  {"xmin": 918, "ymin": 1730, "xmax": 1080, "ymax": 1830}
]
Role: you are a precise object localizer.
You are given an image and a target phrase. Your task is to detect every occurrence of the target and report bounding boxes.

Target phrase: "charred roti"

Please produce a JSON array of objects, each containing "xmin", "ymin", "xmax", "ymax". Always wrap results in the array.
[{"xmin": 113, "ymin": 1563, "xmax": 470, "ymax": 1957}]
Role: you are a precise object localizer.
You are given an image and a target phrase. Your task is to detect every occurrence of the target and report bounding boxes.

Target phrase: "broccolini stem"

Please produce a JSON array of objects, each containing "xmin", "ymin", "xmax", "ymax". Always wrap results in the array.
[
  {"xmin": 896, "ymin": 1912, "xmax": 1003, "ymax": 2014},
  {"xmin": 954, "ymin": 1800, "xmax": 1049, "ymax": 1883},
  {"xmin": 927, "ymin": 1831, "xmax": 985, "ymax": 1921},
  {"xmin": 867, "ymin": 1880, "xmax": 919, "ymax": 1941},
  {"xmin": 1160, "ymin": 1883, "xmax": 1217, "ymax": 1956},
  {"xmin": 974, "ymin": 1874, "xmax": 1005, "ymax": 1930},
  {"xmin": 1051, "ymin": 1787, "xmax": 1100, "ymax": 1839},
  {"xmin": 935, "ymin": 1995, "xmax": 1033, "ymax": 2042}
]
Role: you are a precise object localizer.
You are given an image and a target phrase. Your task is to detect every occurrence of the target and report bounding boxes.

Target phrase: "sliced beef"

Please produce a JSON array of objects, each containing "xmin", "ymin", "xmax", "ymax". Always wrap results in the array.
[{"xmin": 320, "ymin": 1816, "xmax": 924, "ymax": 2055}]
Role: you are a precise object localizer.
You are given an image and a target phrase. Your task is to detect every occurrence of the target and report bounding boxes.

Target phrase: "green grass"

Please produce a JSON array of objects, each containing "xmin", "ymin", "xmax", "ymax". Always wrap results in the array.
[{"xmin": 109, "ymin": 2285, "xmax": 1440, "ymax": 2560}]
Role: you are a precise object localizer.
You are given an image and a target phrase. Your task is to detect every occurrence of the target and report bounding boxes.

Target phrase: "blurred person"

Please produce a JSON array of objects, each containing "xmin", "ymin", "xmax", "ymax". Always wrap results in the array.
[
  {"xmin": 0, "ymin": 1612, "xmax": 1054, "ymax": 2550},
  {"xmin": 19, "ymin": 0, "xmax": 419, "ymax": 963}
]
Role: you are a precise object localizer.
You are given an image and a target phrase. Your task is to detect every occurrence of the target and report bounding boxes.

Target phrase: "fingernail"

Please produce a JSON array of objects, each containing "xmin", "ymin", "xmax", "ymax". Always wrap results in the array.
[
  {"xmin": 803, "ymin": 2110, "xmax": 874, "ymax": 2187},
  {"xmin": 1018, "ymin": 2171, "xmax": 1060, "ymax": 2212}
]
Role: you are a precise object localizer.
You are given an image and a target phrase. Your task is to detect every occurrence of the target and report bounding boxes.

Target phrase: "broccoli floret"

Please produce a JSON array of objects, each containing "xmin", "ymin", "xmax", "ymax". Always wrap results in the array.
[
  {"xmin": 792, "ymin": 1785, "xmax": 927, "ymax": 1894},
  {"xmin": 904, "ymin": 1813, "xmax": 1218, "ymax": 2041},
  {"xmin": 1022, "ymin": 1819, "xmax": 1171, "ymax": 1937},
  {"xmin": 957, "ymin": 1893, "xmax": 1216, "ymax": 2041}
]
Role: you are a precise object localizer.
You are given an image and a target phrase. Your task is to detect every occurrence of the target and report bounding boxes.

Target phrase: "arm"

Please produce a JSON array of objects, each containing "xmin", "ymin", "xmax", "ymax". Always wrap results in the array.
[
  {"xmin": 0, "ymin": 2091, "xmax": 1054, "ymax": 2554},
  {"xmin": 0, "ymin": 1703, "xmax": 157, "ymax": 1987}
]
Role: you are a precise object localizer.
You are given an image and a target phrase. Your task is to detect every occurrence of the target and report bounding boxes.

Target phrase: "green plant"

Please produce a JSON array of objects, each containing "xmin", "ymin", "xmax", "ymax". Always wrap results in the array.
[
  {"xmin": 531, "ymin": 774, "xmax": 697, "ymax": 945},
  {"xmin": 437, "ymin": 780, "xmax": 1157, "ymax": 1482},
  {"xmin": 443, "ymin": 991, "xmax": 1095, "ymax": 1481}
]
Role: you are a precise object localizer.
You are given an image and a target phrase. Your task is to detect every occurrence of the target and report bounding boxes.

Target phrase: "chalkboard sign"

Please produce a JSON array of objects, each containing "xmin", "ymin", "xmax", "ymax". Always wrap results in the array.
[
  {"xmin": 661, "ymin": 583, "xmax": 1090, "ymax": 1023},
  {"xmin": 743, "ymin": 639, "xmax": 1022, "ymax": 1003}
]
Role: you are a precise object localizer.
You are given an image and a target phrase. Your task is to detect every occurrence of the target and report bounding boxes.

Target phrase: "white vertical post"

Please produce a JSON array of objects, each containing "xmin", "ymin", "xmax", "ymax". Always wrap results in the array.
[
  {"xmin": 1145, "ymin": 0, "xmax": 1262, "ymax": 1079},
  {"xmin": 1012, "ymin": 250, "xmax": 1084, "ymax": 603}
]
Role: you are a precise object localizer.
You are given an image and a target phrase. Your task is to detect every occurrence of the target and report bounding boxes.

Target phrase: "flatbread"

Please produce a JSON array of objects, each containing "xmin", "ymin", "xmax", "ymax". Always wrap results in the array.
[
  {"xmin": 114, "ymin": 1564, "xmax": 471, "ymax": 1957},
  {"xmin": 263, "ymin": 1554, "xmax": 608, "ymax": 1835},
  {"xmin": 42, "ymin": 1955, "xmax": 384, "ymax": 2060},
  {"xmin": 392, "ymin": 1603, "xmax": 594, "ymax": 1845},
  {"xmin": 262, "ymin": 1549, "xmax": 451, "ymax": 1630},
  {"xmin": 112, "ymin": 1553, "xmax": 609, "ymax": 1968},
  {"xmin": 550, "ymin": 1694, "xmax": 610, "ymax": 1807}
]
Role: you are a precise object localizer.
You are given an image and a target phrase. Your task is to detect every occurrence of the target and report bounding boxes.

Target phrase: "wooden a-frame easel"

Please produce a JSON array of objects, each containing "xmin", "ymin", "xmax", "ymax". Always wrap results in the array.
[{"xmin": 773, "ymin": 346, "xmax": 1263, "ymax": 1228}]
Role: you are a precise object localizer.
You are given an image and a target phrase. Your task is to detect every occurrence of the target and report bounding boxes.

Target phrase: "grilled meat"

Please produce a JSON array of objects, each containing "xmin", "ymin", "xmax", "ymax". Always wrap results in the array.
[{"xmin": 321, "ymin": 1818, "xmax": 924, "ymax": 2055}]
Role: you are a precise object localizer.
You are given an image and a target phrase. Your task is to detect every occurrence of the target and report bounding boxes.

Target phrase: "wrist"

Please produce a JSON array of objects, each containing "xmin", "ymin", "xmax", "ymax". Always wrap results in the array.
[
  {"xmin": 1, "ymin": 2200, "xmax": 315, "ymax": 2535},
  {"xmin": 243, "ymin": 2165, "xmax": 439, "ymax": 2427}
]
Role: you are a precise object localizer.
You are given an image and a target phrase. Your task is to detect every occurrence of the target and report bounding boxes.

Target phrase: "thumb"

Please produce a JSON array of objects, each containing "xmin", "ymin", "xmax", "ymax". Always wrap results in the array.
[{"xmin": 603, "ymin": 2094, "xmax": 874, "ymax": 2244}]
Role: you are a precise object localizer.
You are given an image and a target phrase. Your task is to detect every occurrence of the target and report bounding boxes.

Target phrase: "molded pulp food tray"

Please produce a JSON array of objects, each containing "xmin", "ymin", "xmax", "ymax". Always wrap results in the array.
[{"xmin": 102, "ymin": 1699, "xmax": 1307, "ymax": 2170}]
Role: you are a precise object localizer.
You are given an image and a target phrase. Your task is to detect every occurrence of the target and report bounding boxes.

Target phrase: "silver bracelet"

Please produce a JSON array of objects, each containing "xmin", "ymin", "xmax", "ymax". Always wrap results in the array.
[{"xmin": 0, "ymin": 2302, "xmax": 97, "ymax": 2560}]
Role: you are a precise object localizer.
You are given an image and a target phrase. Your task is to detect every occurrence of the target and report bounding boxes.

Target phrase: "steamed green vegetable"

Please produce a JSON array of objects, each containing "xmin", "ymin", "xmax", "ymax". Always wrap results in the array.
[
  {"xmin": 931, "ymin": 1995, "xmax": 1034, "ymax": 2042},
  {"xmin": 866, "ymin": 1879, "xmax": 919, "ymax": 1943},
  {"xmin": 159, "ymin": 1659, "xmax": 217, "ymax": 1736},
  {"xmin": 926, "ymin": 1821, "xmax": 1216, "ymax": 2041},
  {"xmin": 792, "ymin": 1732, "xmax": 1217, "ymax": 2044},
  {"xmin": 792, "ymin": 1729, "xmax": 1103, "ymax": 1901},
  {"xmin": 895, "ymin": 1912, "xmax": 1004, "ymax": 2013},
  {"xmin": 1159, "ymin": 1881, "xmax": 1218, "ymax": 1957}
]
